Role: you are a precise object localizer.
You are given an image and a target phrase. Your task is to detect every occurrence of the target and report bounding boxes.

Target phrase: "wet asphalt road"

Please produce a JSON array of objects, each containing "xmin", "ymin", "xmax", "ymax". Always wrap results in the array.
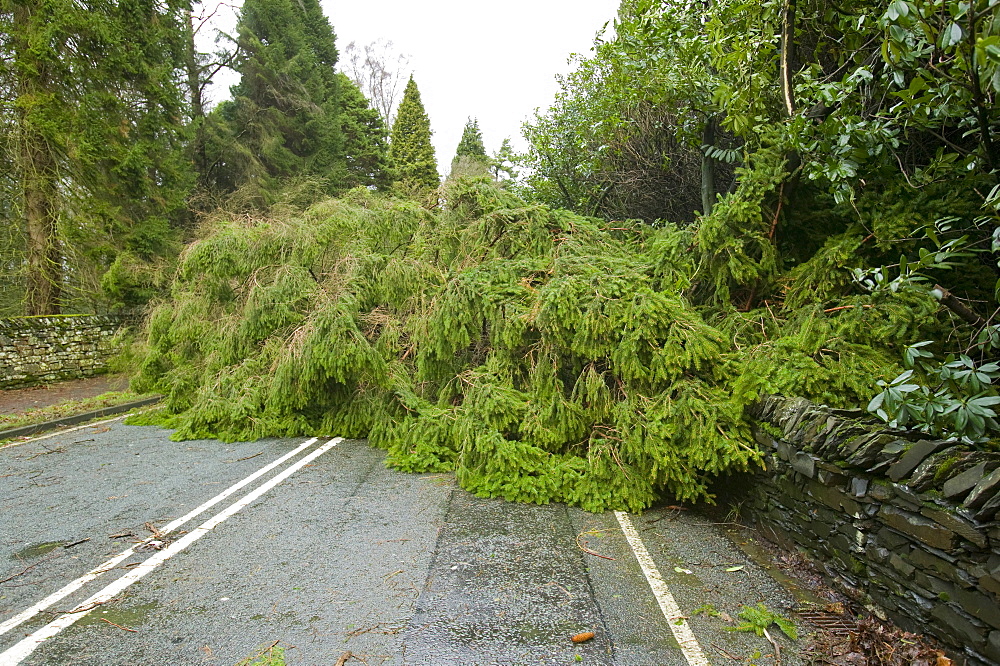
[{"xmin": 0, "ymin": 421, "xmax": 809, "ymax": 665}]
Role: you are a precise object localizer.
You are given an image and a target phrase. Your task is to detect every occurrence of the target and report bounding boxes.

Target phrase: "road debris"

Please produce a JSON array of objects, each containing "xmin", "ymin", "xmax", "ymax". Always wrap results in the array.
[
  {"xmin": 575, "ymin": 529, "xmax": 616, "ymax": 560},
  {"xmin": 571, "ymin": 631, "xmax": 595, "ymax": 643},
  {"xmin": 100, "ymin": 617, "xmax": 137, "ymax": 632},
  {"xmin": 24, "ymin": 444, "xmax": 67, "ymax": 460},
  {"xmin": 0, "ymin": 552, "xmax": 59, "ymax": 585}
]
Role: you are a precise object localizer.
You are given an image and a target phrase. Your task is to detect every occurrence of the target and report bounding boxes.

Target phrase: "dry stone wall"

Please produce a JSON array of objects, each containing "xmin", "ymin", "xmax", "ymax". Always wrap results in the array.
[
  {"xmin": 0, "ymin": 316, "xmax": 123, "ymax": 389},
  {"xmin": 747, "ymin": 395, "xmax": 1000, "ymax": 665}
]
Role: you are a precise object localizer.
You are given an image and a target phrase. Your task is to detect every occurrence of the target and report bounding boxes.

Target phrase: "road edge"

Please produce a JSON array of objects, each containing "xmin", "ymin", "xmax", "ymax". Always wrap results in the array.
[{"xmin": 0, "ymin": 395, "xmax": 162, "ymax": 441}]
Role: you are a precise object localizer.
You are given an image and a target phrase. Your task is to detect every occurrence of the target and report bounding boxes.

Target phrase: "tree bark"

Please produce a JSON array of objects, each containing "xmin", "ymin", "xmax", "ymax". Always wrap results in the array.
[
  {"xmin": 933, "ymin": 284, "xmax": 985, "ymax": 328},
  {"xmin": 701, "ymin": 115, "xmax": 717, "ymax": 216},
  {"xmin": 185, "ymin": 8, "xmax": 208, "ymax": 180},
  {"xmin": 780, "ymin": 0, "xmax": 797, "ymax": 117},
  {"xmin": 14, "ymin": 3, "xmax": 61, "ymax": 315}
]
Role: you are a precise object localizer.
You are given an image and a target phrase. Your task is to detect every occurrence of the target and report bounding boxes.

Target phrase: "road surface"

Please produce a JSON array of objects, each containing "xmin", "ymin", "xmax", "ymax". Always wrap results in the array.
[{"xmin": 0, "ymin": 420, "xmax": 808, "ymax": 665}]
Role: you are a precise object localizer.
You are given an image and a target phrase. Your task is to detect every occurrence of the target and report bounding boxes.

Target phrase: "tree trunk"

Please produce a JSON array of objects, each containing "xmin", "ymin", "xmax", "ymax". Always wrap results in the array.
[
  {"xmin": 780, "ymin": 0, "xmax": 797, "ymax": 117},
  {"xmin": 184, "ymin": 8, "xmax": 209, "ymax": 188},
  {"xmin": 701, "ymin": 115, "xmax": 717, "ymax": 216},
  {"xmin": 14, "ymin": 3, "xmax": 61, "ymax": 315},
  {"xmin": 21, "ymin": 132, "xmax": 60, "ymax": 315}
]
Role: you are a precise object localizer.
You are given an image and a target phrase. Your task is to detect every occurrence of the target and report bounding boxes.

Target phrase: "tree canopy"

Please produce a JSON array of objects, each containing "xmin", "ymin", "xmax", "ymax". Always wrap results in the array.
[
  {"xmin": 1, "ymin": 0, "xmax": 191, "ymax": 314},
  {"xmin": 520, "ymin": 0, "xmax": 1000, "ymax": 443},
  {"xmin": 215, "ymin": 0, "xmax": 344, "ymax": 198}
]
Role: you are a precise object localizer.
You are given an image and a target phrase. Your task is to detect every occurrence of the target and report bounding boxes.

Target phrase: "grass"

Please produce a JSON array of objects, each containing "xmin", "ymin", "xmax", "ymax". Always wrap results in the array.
[{"xmin": 0, "ymin": 390, "xmax": 154, "ymax": 432}]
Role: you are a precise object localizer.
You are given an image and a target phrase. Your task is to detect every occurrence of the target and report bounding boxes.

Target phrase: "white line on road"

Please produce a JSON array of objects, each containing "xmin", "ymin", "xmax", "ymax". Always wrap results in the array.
[
  {"xmin": 615, "ymin": 510, "xmax": 711, "ymax": 666},
  {"xmin": 0, "ymin": 415, "xmax": 129, "ymax": 449},
  {"xmin": 0, "ymin": 436, "xmax": 321, "ymax": 639},
  {"xmin": 0, "ymin": 436, "xmax": 342, "ymax": 666}
]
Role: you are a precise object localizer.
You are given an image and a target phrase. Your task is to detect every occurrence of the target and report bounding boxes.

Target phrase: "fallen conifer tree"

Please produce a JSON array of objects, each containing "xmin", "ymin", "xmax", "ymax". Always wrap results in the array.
[{"xmin": 131, "ymin": 178, "xmax": 948, "ymax": 511}]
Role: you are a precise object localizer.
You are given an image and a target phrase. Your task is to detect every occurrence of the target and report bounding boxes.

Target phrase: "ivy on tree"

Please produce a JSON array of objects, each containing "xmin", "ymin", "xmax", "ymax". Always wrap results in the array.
[{"xmin": 2, "ymin": 0, "xmax": 191, "ymax": 314}]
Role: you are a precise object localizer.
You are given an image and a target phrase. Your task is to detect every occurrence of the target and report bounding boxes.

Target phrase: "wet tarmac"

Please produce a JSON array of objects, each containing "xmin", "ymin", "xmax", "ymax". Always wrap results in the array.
[{"xmin": 1, "ymin": 423, "xmax": 808, "ymax": 665}]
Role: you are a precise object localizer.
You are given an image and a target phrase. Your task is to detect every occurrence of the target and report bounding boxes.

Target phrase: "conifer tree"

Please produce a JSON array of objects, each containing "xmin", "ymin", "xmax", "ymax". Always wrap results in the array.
[
  {"xmin": 454, "ymin": 118, "xmax": 488, "ymax": 162},
  {"xmin": 2, "ymin": 0, "xmax": 190, "ymax": 314},
  {"xmin": 490, "ymin": 138, "xmax": 520, "ymax": 183},
  {"xmin": 336, "ymin": 73, "xmax": 389, "ymax": 190},
  {"xmin": 449, "ymin": 117, "xmax": 491, "ymax": 179},
  {"xmin": 388, "ymin": 77, "xmax": 439, "ymax": 188},
  {"xmin": 222, "ymin": 0, "xmax": 344, "ymax": 198}
]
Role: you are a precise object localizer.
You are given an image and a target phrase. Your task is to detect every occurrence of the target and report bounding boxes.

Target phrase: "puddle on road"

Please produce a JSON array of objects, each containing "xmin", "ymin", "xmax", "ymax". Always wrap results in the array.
[
  {"xmin": 12, "ymin": 541, "xmax": 64, "ymax": 559},
  {"xmin": 78, "ymin": 601, "xmax": 159, "ymax": 628}
]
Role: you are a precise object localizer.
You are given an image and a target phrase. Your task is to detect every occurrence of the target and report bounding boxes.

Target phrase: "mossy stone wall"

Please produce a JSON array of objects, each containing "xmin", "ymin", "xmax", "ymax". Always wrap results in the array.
[
  {"xmin": 0, "ymin": 315, "xmax": 123, "ymax": 389},
  {"xmin": 747, "ymin": 396, "xmax": 1000, "ymax": 665}
]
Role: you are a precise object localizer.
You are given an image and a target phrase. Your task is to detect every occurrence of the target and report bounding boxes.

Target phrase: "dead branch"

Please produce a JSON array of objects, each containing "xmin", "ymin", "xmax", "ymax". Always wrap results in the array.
[
  {"xmin": 100, "ymin": 618, "xmax": 137, "ymax": 632},
  {"xmin": 823, "ymin": 304, "xmax": 874, "ymax": 314},
  {"xmin": 0, "ymin": 552, "xmax": 58, "ymax": 584},
  {"xmin": 933, "ymin": 284, "xmax": 986, "ymax": 327}
]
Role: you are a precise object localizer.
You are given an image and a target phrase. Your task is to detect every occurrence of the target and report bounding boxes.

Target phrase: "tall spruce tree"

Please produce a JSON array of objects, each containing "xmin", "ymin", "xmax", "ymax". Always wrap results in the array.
[
  {"xmin": 388, "ymin": 77, "xmax": 438, "ymax": 188},
  {"xmin": 337, "ymin": 73, "xmax": 389, "ymax": 190},
  {"xmin": 2, "ymin": 0, "xmax": 190, "ymax": 314},
  {"xmin": 449, "ymin": 117, "xmax": 490, "ymax": 179},
  {"xmin": 221, "ymin": 0, "xmax": 344, "ymax": 199},
  {"xmin": 454, "ymin": 118, "xmax": 488, "ymax": 162}
]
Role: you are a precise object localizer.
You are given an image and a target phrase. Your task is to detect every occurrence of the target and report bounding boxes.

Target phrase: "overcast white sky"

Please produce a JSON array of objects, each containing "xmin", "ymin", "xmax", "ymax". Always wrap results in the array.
[{"xmin": 202, "ymin": 0, "xmax": 620, "ymax": 175}]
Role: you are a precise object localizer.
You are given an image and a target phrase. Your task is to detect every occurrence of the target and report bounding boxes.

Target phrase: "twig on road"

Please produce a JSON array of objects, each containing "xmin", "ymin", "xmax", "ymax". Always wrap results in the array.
[
  {"xmin": 575, "ymin": 530, "xmax": 616, "ymax": 560},
  {"xmin": 345, "ymin": 623, "xmax": 403, "ymax": 638},
  {"xmin": 764, "ymin": 627, "xmax": 782, "ymax": 665},
  {"xmin": 24, "ymin": 444, "xmax": 67, "ymax": 460},
  {"xmin": 100, "ymin": 618, "xmax": 137, "ymax": 632},
  {"xmin": 541, "ymin": 581, "xmax": 574, "ymax": 603},
  {"xmin": 228, "ymin": 451, "xmax": 264, "ymax": 463},
  {"xmin": 144, "ymin": 522, "xmax": 164, "ymax": 539},
  {"xmin": 59, "ymin": 597, "xmax": 122, "ymax": 614},
  {"xmin": 0, "ymin": 551, "xmax": 59, "ymax": 585},
  {"xmin": 63, "ymin": 538, "xmax": 90, "ymax": 549},
  {"xmin": 334, "ymin": 651, "xmax": 353, "ymax": 666},
  {"xmin": 711, "ymin": 643, "xmax": 742, "ymax": 661},
  {"xmin": 234, "ymin": 640, "xmax": 282, "ymax": 666}
]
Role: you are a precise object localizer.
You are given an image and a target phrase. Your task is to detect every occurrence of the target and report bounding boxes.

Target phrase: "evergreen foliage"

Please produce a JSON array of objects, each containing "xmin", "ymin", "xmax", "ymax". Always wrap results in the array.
[
  {"xmin": 1, "ymin": 0, "xmax": 191, "ymax": 314},
  {"xmin": 130, "ymin": 178, "xmax": 952, "ymax": 510},
  {"xmin": 216, "ymin": 0, "xmax": 345, "ymax": 200},
  {"xmin": 337, "ymin": 73, "xmax": 390, "ymax": 190},
  {"xmin": 388, "ymin": 77, "xmax": 439, "ymax": 188},
  {"xmin": 450, "ymin": 118, "xmax": 491, "ymax": 180},
  {"xmin": 522, "ymin": 0, "xmax": 1000, "ymax": 443},
  {"xmin": 454, "ymin": 118, "xmax": 488, "ymax": 162}
]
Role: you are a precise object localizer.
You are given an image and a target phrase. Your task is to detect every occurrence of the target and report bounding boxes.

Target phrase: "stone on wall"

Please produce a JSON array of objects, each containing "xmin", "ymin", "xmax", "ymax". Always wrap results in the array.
[
  {"xmin": 0, "ymin": 315, "xmax": 125, "ymax": 389},
  {"xmin": 748, "ymin": 395, "xmax": 1000, "ymax": 666}
]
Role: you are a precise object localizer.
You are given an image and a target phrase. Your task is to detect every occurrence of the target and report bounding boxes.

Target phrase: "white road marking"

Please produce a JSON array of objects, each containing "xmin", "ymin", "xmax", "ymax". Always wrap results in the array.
[
  {"xmin": 614, "ymin": 511, "xmax": 711, "ymax": 666},
  {"xmin": 0, "ymin": 415, "xmax": 129, "ymax": 449},
  {"xmin": 0, "ymin": 436, "xmax": 342, "ymax": 666},
  {"xmin": 0, "ymin": 437, "xmax": 321, "ymax": 638}
]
